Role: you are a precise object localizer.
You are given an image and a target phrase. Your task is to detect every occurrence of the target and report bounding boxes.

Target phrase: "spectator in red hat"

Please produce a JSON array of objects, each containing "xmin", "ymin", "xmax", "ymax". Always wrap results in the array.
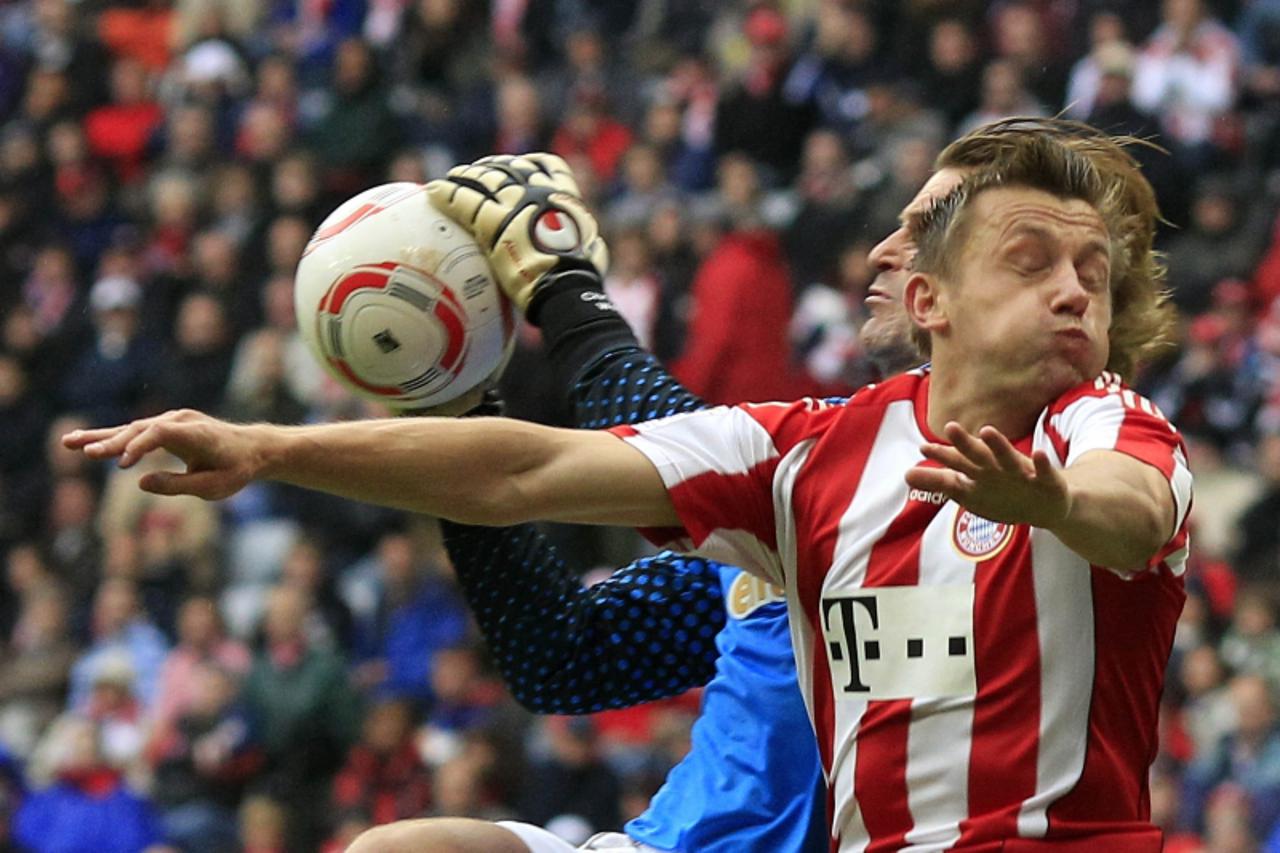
[{"xmin": 714, "ymin": 6, "xmax": 815, "ymax": 184}]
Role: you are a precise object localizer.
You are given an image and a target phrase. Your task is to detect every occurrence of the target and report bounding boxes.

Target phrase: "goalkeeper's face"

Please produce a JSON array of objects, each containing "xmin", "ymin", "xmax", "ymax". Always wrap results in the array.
[{"xmin": 862, "ymin": 167, "xmax": 967, "ymax": 375}]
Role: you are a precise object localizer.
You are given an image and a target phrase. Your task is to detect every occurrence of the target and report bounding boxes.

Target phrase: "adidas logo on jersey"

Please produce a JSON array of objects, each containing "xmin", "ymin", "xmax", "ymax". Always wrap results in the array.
[{"xmin": 908, "ymin": 488, "xmax": 946, "ymax": 505}]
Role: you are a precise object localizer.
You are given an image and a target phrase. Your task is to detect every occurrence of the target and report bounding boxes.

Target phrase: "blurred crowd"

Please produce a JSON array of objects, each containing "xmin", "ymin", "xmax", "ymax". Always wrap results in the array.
[{"xmin": 0, "ymin": 0, "xmax": 1279, "ymax": 850}]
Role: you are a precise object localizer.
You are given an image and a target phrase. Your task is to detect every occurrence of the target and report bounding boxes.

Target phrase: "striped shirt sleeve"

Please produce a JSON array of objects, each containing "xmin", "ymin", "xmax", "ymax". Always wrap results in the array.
[
  {"xmin": 1049, "ymin": 381, "xmax": 1193, "ymax": 568},
  {"xmin": 611, "ymin": 400, "xmax": 826, "ymax": 586}
]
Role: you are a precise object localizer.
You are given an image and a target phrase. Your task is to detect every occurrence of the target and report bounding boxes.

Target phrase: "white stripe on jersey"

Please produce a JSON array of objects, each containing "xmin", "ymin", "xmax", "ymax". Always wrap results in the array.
[
  {"xmin": 627, "ymin": 404, "xmax": 778, "ymax": 480},
  {"xmin": 777, "ymin": 438, "xmax": 820, "ymax": 728},
  {"xmin": 823, "ymin": 400, "xmax": 921, "ymax": 852},
  {"xmin": 1008, "ymin": 419, "xmax": 1095, "ymax": 836},
  {"xmin": 1169, "ymin": 445, "xmax": 1194, "ymax": 542},
  {"xmin": 902, "ymin": 504, "xmax": 980, "ymax": 850},
  {"xmin": 1017, "ymin": 527, "xmax": 1095, "ymax": 837},
  {"xmin": 626, "ymin": 405, "xmax": 787, "ymax": 584},
  {"xmin": 1054, "ymin": 393, "xmax": 1125, "ymax": 466}
]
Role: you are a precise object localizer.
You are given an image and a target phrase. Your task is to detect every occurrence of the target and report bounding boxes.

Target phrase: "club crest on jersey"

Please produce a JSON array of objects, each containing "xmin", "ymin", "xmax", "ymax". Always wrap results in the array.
[
  {"xmin": 951, "ymin": 510, "xmax": 1014, "ymax": 561},
  {"xmin": 531, "ymin": 209, "xmax": 580, "ymax": 253}
]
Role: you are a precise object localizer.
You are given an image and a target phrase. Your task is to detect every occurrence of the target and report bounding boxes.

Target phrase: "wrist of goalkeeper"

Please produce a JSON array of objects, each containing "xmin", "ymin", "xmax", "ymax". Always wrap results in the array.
[{"xmin": 527, "ymin": 265, "xmax": 626, "ymax": 337}]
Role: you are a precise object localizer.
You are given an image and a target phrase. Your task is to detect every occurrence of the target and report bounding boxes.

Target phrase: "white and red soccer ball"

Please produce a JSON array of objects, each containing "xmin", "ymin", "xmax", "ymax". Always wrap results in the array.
[{"xmin": 294, "ymin": 183, "xmax": 516, "ymax": 410}]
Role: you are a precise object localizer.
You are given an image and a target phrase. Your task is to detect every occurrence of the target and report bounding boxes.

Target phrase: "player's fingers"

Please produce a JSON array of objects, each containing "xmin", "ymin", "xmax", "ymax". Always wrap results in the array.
[
  {"xmin": 977, "ymin": 426, "xmax": 1030, "ymax": 474},
  {"xmin": 919, "ymin": 442, "xmax": 982, "ymax": 479},
  {"xmin": 63, "ymin": 424, "xmax": 130, "ymax": 450},
  {"xmin": 1031, "ymin": 450, "xmax": 1066, "ymax": 488},
  {"xmin": 426, "ymin": 180, "xmax": 488, "ymax": 232},
  {"xmin": 472, "ymin": 192, "xmax": 532, "ymax": 250},
  {"xmin": 943, "ymin": 422, "xmax": 998, "ymax": 469},
  {"xmin": 79, "ymin": 420, "xmax": 161, "ymax": 461},
  {"xmin": 442, "ymin": 163, "xmax": 509, "ymax": 197},
  {"xmin": 140, "ymin": 469, "xmax": 235, "ymax": 501},
  {"xmin": 524, "ymin": 153, "xmax": 581, "ymax": 195},
  {"xmin": 905, "ymin": 464, "xmax": 974, "ymax": 500},
  {"xmin": 118, "ymin": 422, "xmax": 182, "ymax": 468}
]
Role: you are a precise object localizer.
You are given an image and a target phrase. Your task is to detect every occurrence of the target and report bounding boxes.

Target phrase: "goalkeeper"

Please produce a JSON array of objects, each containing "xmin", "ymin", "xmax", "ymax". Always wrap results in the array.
[{"xmin": 342, "ymin": 119, "xmax": 1166, "ymax": 853}]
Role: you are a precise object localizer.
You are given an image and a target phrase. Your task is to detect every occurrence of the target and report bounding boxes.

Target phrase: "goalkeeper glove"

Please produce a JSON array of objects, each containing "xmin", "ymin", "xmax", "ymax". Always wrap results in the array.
[{"xmin": 425, "ymin": 153, "xmax": 611, "ymax": 327}]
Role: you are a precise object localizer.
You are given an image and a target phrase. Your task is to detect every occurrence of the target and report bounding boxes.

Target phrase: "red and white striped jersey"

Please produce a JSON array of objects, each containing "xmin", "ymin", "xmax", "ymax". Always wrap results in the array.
[{"xmin": 611, "ymin": 369, "xmax": 1192, "ymax": 852}]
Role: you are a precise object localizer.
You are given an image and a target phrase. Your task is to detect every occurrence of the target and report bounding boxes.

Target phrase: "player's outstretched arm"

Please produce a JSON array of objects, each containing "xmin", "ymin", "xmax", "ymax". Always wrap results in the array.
[
  {"xmin": 63, "ymin": 409, "xmax": 681, "ymax": 529},
  {"xmin": 908, "ymin": 421, "xmax": 1175, "ymax": 571},
  {"xmin": 443, "ymin": 522, "xmax": 724, "ymax": 711}
]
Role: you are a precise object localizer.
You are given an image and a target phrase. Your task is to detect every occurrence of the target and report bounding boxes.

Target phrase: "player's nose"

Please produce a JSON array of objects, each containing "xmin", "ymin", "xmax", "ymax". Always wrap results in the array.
[
  {"xmin": 868, "ymin": 226, "xmax": 908, "ymax": 271},
  {"xmin": 1049, "ymin": 265, "xmax": 1091, "ymax": 316}
]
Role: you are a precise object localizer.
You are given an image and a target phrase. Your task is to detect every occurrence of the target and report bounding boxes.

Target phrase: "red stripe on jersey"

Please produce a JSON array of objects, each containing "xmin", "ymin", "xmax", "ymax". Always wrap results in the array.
[
  {"xmin": 666, "ymin": 464, "xmax": 781, "ymax": 550},
  {"xmin": 609, "ymin": 424, "xmax": 639, "ymax": 438},
  {"xmin": 958, "ymin": 526, "xmax": 1042, "ymax": 846},
  {"xmin": 1042, "ymin": 418, "xmax": 1068, "ymax": 463},
  {"xmin": 855, "ymin": 497, "xmax": 937, "ymax": 848},
  {"xmin": 1045, "ymin": 562, "xmax": 1184, "ymax": 834},
  {"xmin": 859, "ymin": 699, "xmax": 915, "ymax": 852},
  {"xmin": 1152, "ymin": 524, "xmax": 1190, "ymax": 566},
  {"xmin": 1114, "ymin": 406, "xmax": 1179, "ymax": 479}
]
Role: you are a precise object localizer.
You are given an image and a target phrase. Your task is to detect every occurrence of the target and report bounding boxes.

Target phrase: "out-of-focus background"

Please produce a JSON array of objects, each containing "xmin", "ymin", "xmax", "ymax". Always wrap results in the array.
[{"xmin": 0, "ymin": 0, "xmax": 1277, "ymax": 850}]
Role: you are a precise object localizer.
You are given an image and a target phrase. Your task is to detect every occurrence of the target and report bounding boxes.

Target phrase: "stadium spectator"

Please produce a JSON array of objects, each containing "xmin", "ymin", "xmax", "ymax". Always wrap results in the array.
[
  {"xmin": 917, "ymin": 17, "xmax": 984, "ymax": 132},
  {"xmin": 1219, "ymin": 590, "xmax": 1280, "ymax": 688},
  {"xmin": 1182, "ymin": 674, "xmax": 1280, "ymax": 838},
  {"xmin": 957, "ymin": 58, "xmax": 1047, "ymax": 137},
  {"xmin": 1166, "ymin": 177, "xmax": 1266, "ymax": 314},
  {"xmin": 549, "ymin": 86, "xmax": 633, "ymax": 187},
  {"xmin": 671, "ymin": 154, "xmax": 800, "ymax": 404},
  {"xmin": 349, "ymin": 528, "xmax": 467, "ymax": 705},
  {"xmin": 601, "ymin": 229, "xmax": 662, "ymax": 351},
  {"xmin": 518, "ymin": 717, "xmax": 621, "ymax": 839},
  {"xmin": 60, "ymin": 275, "xmax": 162, "ymax": 427},
  {"xmin": 784, "ymin": 2, "xmax": 887, "ymax": 139},
  {"xmin": 85, "ymin": 57, "xmax": 163, "ymax": 185},
  {"xmin": 990, "ymin": 2, "xmax": 1071, "ymax": 111},
  {"xmin": 243, "ymin": 584, "xmax": 360, "ymax": 848},
  {"xmin": 328, "ymin": 696, "xmax": 432, "ymax": 835},
  {"xmin": 149, "ymin": 660, "xmax": 259, "ymax": 853},
  {"xmin": 68, "ymin": 578, "xmax": 168, "ymax": 712},
  {"xmin": 307, "ymin": 38, "xmax": 400, "ymax": 196},
  {"xmin": 1235, "ymin": 431, "xmax": 1280, "ymax": 582},
  {"xmin": 1065, "ymin": 11, "xmax": 1134, "ymax": 120},
  {"xmin": 0, "ymin": 584, "xmax": 75, "ymax": 759},
  {"xmin": 149, "ymin": 596, "xmax": 251, "ymax": 736},
  {"xmin": 1132, "ymin": 0, "xmax": 1241, "ymax": 169},
  {"xmin": 713, "ymin": 6, "xmax": 814, "ymax": 184},
  {"xmin": 14, "ymin": 715, "xmax": 163, "ymax": 853}
]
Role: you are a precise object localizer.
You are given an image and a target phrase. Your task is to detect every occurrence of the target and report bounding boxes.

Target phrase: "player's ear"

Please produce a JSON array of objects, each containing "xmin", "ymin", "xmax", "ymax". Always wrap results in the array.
[{"xmin": 905, "ymin": 271, "xmax": 947, "ymax": 337}]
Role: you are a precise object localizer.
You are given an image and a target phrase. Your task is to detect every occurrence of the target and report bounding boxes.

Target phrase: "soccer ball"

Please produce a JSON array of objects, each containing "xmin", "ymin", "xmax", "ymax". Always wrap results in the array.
[{"xmin": 294, "ymin": 182, "xmax": 516, "ymax": 411}]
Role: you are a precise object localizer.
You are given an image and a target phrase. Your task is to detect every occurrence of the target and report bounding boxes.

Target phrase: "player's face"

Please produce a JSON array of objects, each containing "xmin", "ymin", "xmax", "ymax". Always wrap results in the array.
[
  {"xmin": 937, "ymin": 187, "xmax": 1113, "ymax": 395},
  {"xmin": 862, "ymin": 168, "xmax": 966, "ymax": 372}
]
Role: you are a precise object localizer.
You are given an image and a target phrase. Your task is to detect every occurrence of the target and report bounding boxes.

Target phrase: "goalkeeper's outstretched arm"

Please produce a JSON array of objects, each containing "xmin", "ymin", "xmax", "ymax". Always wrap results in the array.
[{"xmin": 444, "ymin": 521, "xmax": 724, "ymax": 712}]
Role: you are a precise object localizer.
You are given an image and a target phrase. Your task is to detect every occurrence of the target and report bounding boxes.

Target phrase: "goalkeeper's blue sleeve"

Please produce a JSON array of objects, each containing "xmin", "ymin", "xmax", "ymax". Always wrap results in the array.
[
  {"xmin": 442, "ymin": 521, "xmax": 724, "ymax": 712},
  {"xmin": 570, "ymin": 346, "xmax": 705, "ymax": 428},
  {"xmin": 441, "ymin": 317, "xmax": 722, "ymax": 712}
]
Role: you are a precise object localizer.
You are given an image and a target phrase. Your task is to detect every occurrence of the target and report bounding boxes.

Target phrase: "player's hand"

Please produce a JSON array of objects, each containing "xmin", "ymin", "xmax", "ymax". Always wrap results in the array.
[
  {"xmin": 425, "ymin": 153, "xmax": 609, "ymax": 320},
  {"xmin": 62, "ymin": 410, "xmax": 265, "ymax": 500},
  {"xmin": 905, "ymin": 423, "xmax": 1072, "ymax": 529}
]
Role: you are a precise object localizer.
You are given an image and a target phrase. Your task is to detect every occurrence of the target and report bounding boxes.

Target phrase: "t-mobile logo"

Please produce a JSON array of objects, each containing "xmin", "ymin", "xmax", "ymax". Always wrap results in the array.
[{"xmin": 821, "ymin": 585, "xmax": 976, "ymax": 700}]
